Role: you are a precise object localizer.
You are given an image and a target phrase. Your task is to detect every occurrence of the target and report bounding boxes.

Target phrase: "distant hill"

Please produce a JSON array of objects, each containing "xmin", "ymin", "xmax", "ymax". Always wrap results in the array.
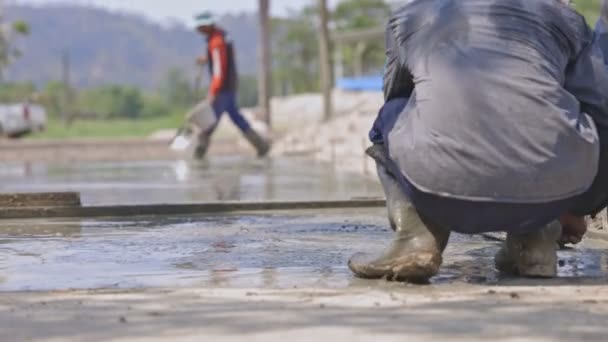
[{"xmin": 4, "ymin": 4, "xmax": 259, "ymax": 89}]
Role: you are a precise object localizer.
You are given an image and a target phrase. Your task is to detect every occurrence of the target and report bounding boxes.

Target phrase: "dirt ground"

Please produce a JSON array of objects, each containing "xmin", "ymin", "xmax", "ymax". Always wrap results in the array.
[{"xmin": 2, "ymin": 285, "xmax": 608, "ymax": 341}]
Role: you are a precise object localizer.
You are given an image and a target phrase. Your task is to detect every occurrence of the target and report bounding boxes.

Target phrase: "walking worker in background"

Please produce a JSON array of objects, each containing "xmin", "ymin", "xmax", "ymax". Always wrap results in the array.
[
  {"xmin": 192, "ymin": 11, "xmax": 270, "ymax": 159},
  {"xmin": 349, "ymin": 0, "xmax": 608, "ymax": 283}
]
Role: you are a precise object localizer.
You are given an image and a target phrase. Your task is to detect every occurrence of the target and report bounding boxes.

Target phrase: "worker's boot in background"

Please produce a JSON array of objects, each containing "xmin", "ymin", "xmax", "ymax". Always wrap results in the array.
[
  {"xmin": 349, "ymin": 157, "xmax": 450, "ymax": 283},
  {"xmin": 194, "ymin": 132, "xmax": 211, "ymax": 160},
  {"xmin": 495, "ymin": 221, "xmax": 562, "ymax": 278},
  {"xmin": 244, "ymin": 129, "xmax": 271, "ymax": 158}
]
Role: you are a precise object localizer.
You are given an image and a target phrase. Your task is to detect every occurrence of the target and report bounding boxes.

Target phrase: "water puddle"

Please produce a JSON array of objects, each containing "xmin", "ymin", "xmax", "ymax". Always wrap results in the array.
[{"xmin": 1, "ymin": 209, "xmax": 606, "ymax": 292}]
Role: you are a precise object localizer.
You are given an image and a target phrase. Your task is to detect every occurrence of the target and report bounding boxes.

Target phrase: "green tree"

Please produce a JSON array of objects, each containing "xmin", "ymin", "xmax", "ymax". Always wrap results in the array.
[
  {"xmin": 41, "ymin": 81, "xmax": 69, "ymax": 118},
  {"xmin": 0, "ymin": 15, "xmax": 29, "ymax": 79},
  {"xmin": 0, "ymin": 81, "xmax": 35, "ymax": 102},
  {"xmin": 161, "ymin": 68, "xmax": 197, "ymax": 109},
  {"xmin": 333, "ymin": 0, "xmax": 390, "ymax": 76},
  {"xmin": 333, "ymin": 0, "xmax": 389, "ymax": 31},
  {"xmin": 273, "ymin": 7, "xmax": 320, "ymax": 94},
  {"xmin": 272, "ymin": 0, "xmax": 391, "ymax": 94},
  {"xmin": 78, "ymin": 85, "xmax": 144, "ymax": 119},
  {"xmin": 140, "ymin": 94, "xmax": 170, "ymax": 118}
]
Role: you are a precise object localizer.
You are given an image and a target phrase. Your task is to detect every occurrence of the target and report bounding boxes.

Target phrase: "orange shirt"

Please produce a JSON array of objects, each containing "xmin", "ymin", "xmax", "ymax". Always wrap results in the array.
[{"xmin": 207, "ymin": 30, "xmax": 229, "ymax": 97}]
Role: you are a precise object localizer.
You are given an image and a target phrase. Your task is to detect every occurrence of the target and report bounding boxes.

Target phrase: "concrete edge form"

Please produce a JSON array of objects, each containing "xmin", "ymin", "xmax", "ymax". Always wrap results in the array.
[
  {"xmin": 0, "ymin": 199, "xmax": 386, "ymax": 220},
  {"xmin": 1, "ymin": 198, "xmax": 606, "ymax": 244}
]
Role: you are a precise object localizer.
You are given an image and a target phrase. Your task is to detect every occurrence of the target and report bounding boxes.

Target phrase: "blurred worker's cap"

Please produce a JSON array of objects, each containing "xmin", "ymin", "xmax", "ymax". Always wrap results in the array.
[{"xmin": 194, "ymin": 11, "xmax": 216, "ymax": 28}]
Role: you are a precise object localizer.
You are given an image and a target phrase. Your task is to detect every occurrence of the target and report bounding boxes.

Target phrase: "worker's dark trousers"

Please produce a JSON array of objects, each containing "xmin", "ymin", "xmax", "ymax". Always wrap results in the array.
[
  {"xmin": 205, "ymin": 91, "xmax": 252, "ymax": 135},
  {"xmin": 370, "ymin": 97, "xmax": 608, "ymax": 235}
]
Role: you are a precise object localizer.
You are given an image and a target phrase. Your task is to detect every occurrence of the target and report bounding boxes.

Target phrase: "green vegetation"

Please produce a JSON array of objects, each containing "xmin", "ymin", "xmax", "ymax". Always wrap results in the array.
[
  {"xmin": 0, "ymin": 71, "xmax": 260, "ymax": 139},
  {"xmin": 0, "ymin": 14, "xmax": 29, "ymax": 79},
  {"xmin": 0, "ymin": 78, "xmax": 189, "ymax": 139},
  {"xmin": 36, "ymin": 112, "xmax": 183, "ymax": 139},
  {"xmin": 576, "ymin": 0, "xmax": 602, "ymax": 24},
  {"xmin": 333, "ymin": 0, "xmax": 391, "ymax": 75},
  {"xmin": 273, "ymin": 0, "xmax": 389, "ymax": 95},
  {"xmin": 273, "ymin": 9, "xmax": 319, "ymax": 95},
  {"xmin": 0, "ymin": 81, "xmax": 35, "ymax": 102}
]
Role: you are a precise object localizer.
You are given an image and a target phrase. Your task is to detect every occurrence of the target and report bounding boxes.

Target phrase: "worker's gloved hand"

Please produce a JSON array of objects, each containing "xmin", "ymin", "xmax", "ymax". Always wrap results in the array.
[{"xmin": 558, "ymin": 213, "xmax": 587, "ymax": 246}]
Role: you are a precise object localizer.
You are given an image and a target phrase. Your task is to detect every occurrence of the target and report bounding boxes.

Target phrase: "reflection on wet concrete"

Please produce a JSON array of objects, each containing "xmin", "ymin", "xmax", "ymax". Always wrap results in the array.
[
  {"xmin": 0, "ymin": 222, "xmax": 82, "ymax": 238},
  {"xmin": 557, "ymin": 247, "xmax": 607, "ymax": 278},
  {"xmin": 0, "ymin": 156, "xmax": 382, "ymax": 205},
  {"xmin": 1, "ymin": 209, "xmax": 606, "ymax": 292}
]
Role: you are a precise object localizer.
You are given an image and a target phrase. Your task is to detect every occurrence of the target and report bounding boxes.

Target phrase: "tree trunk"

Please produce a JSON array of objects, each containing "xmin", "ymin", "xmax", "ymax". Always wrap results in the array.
[
  {"xmin": 317, "ymin": 0, "xmax": 333, "ymax": 121},
  {"xmin": 61, "ymin": 50, "xmax": 73, "ymax": 125},
  {"xmin": 257, "ymin": 0, "xmax": 272, "ymax": 129}
]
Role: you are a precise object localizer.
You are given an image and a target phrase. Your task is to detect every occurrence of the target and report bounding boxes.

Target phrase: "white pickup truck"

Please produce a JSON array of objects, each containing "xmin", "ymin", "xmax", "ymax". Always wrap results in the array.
[{"xmin": 0, "ymin": 103, "xmax": 47, "ymax": 138}]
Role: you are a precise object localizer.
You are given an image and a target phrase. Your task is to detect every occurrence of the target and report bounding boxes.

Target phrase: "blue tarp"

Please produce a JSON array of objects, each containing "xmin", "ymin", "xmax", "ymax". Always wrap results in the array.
[{"xmin": 336, "ymin": 76, "xmax": 382, "ymax": 91}]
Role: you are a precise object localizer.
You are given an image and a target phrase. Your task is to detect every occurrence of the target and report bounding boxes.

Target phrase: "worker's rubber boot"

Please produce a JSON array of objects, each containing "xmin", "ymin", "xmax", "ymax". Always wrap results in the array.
[
  {"xmin": 349, "ymin": 162, "xmax": 450, "ymax": 283},
  {"xmin": 244, "ymin": 129, "xmax": 271, "ymax": 158},
  {"xmin": 194, "ymin": 133, "xmax": 211, "ymax": 160},
  {"xmin": 494, "ymin": 221, "xmax": 562, "ymax": 278}
]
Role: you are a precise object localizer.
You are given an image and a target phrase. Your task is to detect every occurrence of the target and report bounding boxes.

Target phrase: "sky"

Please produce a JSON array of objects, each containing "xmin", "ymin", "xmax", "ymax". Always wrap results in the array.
[{"xmin": 10, "ymin": 0, "xmax": 342, "ymax": 24}]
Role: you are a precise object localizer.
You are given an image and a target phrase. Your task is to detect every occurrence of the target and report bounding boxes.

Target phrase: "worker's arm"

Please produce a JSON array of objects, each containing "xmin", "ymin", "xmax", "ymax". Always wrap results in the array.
[
  {"xmin": 565, "ymin": 26, "xmax": 608, "ymax": 129},
  {"xmin": 207, "ymin": 35, "xmax": 229, "ymax": 103},
  {"xmin": 383, "ymin": 22, "xmax": 414, "ymax": 102},
  {"xmin": 196, "ymin": 54, "xmax": 208, "ymax": 65}
]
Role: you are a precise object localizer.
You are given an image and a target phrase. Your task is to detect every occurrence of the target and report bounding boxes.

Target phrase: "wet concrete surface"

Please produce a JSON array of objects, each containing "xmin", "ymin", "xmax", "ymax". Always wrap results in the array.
[
  {"xmin": 2, "ymin": 155, "xmax": 608, "ymax": 341},
  {"xmin": 0, "ymin": 156, "xmax": 382, "ymax": 206},
  {"xmin": 1, "ymin": 208, "xmax": 607, "ymax": 292}
]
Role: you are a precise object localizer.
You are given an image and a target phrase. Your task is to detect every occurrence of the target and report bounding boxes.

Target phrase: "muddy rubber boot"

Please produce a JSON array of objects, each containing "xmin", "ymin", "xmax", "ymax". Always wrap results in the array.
[
  {"xmin": 244, "ymin": 129, "xmax": 271, "ymax": 157},
  {"xmin": 495, "ymin": 221, "xmax": 562, "ymax": 278},
  {"xmin": 194, "ymin": 133, "xmax": 210, "ymax": 160},
  {"xmin": 349, "ymin": 160, "xmax": 450, "ymax": 283}
]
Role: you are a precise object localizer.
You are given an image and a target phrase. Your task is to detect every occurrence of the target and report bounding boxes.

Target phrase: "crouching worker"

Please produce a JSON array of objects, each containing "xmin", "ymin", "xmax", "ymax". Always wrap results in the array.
[
  {"xmin": 349, "ymin": 0, "xmax": 608, "ymax": 283},
  {"xmin": 192, "ymin": 12, "xmax": 270, "ymax": 159}
]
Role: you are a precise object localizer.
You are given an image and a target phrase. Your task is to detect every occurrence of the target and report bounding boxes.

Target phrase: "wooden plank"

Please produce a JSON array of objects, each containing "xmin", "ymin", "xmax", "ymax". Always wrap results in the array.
[{"xmin": 0, "ymin": 192, "xmax": 81, "ymax": 208}]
